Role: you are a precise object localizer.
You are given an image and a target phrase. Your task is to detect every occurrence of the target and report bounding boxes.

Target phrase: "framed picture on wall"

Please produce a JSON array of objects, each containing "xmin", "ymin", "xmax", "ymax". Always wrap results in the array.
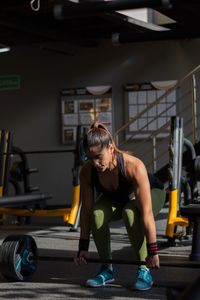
[
  {"xmin": 79, "ymin": 99, "xmax": 95, "ymax": 113},
  {"xmin": 60, "ymin": 86, "xmax": 113, "ymax": 145},
  {"xmin": 61, "ymin": 99, "xmax": 78, "ymax": 114},
  {"xmin": 79, "ymin": 112, "xmax": 95, "ymax": 125},
  {"xmin": 62, "ymin": 126, "xmax": 77, "ymax": 144},
  {"xmin": 62, "ymin": 114, "xmax": 79, "ymax": 126},
  {"xmin": 96, "ymin": 97, "xmax": 112, "ymax": 112}
]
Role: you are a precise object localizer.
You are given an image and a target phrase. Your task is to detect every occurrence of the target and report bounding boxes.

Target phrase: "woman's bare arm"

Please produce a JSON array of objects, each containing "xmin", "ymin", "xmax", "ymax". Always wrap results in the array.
[
  {"xmin": 125, "ymin": 154, "xmax": 157, "ymax": 243},
  {"xmin": 79, "ymin": 162, "xmax": 94, "ymax": 239}
]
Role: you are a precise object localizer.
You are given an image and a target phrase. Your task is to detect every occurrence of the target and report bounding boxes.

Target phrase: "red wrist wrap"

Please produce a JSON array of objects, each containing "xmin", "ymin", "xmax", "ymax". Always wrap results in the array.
[{"xmin": 147, "ymin": 242, "xmax": 159, "ymax": 256}]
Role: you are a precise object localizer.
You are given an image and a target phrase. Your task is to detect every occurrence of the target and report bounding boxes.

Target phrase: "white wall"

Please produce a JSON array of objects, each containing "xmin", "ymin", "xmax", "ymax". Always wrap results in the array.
[{"xmin": 0, "ymin": 38, "xmax": 200, "ymax": 208}]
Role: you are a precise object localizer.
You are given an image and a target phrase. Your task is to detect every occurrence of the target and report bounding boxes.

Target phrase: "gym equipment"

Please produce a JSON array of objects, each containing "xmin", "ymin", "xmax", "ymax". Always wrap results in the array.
[
  {"xmin": 165, "ymin": 117, "xmax": 200, "ymax": 262},
  {"xmin": 180, "ymin": 204, "xmax": 200, "ymax": 261},
  {"xmin": 165, "ymin": 117, "xmax": 189, "ymax": 241},
  {"xmin": 37, "ymin": 256, "xmax": 200, "ymax": 268},
  {"xmin": 0, "ymin": 193, "xmax": 52, "ymax": 207},
  {"xmin": 0, "ymin": 130, "xmax": 12, "ymax": 197},
  {"xmin": 0, "ymin": 192, "xmax": 51, "ymax": 282},
  {"xmin": 170, "ymin": 120, "xmax": 200, "ymax": 260},
  {"xmin": 10, "ymin": 146, "xmax": 40, "ymax": 194},
  {"xmin": 0, "ymin": 138, "xmax": 52, "ymax": 282},
  {"xmin": 0, "ymin": 235, "xmax": 37, "ymax": 281},
  {"xmin": 1, "ymin": 149, "xmax": 77, "ymax": 156},
  {"xmin": 0, "ymin": 125, "xmax": 85, "ymax": 228},
  {"xmin": 0, "ymin": 234, "xmax": 199, "ymax": 282},
  {"xmin": 180, "ymin": 134, "xmax": 200, "ymax": 261}
]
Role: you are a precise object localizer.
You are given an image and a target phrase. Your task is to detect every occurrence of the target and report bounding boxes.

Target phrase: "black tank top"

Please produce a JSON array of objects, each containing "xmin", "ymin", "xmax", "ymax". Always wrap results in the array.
[
  {"xmin": 92, "ymin": 152, "xmax": 164, "ymax": 205},
  {"xmin": 92, "ymin": 152, "xmax": 133, "ymax": 205}
]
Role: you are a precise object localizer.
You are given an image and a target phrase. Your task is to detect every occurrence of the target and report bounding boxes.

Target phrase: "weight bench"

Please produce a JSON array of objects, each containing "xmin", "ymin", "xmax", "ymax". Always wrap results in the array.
[{"xmin": 180, "ymin": 204, "xmax": 200, "ymax": 261}]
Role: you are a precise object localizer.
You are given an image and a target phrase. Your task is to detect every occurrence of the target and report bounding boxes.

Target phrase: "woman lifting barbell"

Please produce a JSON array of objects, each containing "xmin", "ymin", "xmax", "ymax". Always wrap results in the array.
[{"xmin": 74, "ymin": 121, "xmax": 165, "ymax": 291}]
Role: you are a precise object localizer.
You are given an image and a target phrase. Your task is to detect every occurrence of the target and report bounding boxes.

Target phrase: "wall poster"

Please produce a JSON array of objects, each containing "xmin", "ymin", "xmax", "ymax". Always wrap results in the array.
[{"xmin": 61, "ymin": 85, "xmax": 112, "ymax": 145}]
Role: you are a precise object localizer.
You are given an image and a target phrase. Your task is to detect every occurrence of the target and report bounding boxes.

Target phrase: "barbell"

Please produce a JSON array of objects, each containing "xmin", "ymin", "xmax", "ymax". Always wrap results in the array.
[{"xmin": 0, "ymin": 234, "xmax": 199, "ymax": 282}]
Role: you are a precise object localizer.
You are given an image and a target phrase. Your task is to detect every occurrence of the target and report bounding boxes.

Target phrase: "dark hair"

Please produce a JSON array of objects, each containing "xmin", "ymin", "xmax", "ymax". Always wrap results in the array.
[{"xmin": 83, "ymin": 121, "xmax": 118, "ymax": 152}]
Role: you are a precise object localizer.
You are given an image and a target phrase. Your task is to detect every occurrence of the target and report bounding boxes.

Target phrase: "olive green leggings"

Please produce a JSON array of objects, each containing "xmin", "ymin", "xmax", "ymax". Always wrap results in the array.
[{"xmin": 91, "ymin": 188, "xmax": 165, "ymax": 262}]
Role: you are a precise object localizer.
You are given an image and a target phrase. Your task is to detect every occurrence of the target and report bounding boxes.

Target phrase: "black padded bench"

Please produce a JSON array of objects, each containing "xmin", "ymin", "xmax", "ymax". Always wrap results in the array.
[{"xmin": 180, "ymin": 204, "xmax": 200, "ymax": 261}]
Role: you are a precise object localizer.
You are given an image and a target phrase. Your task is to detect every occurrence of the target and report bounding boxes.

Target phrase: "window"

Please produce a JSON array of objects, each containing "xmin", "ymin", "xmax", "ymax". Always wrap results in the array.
[{"xmin": 125, "ymin": 81, "xmax": 177, "ymax": 138}]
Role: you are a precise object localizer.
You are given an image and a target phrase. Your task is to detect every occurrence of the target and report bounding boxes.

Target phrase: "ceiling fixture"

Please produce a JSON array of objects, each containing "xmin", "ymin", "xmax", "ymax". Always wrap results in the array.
[
  {"xmin": 30, "ymin": 0, "xmax": 40, "ymax": 12},
  {"xmin": 0, "ymin": 44, "xmax": 10, "ymax": 53},
  {"xmin": 116, "ymin": 8, "xmax": 172, "ymax": 31}
]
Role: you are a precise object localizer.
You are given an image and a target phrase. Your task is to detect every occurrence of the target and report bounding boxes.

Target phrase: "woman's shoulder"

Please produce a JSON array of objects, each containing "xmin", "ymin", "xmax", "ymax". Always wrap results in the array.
[
  {"xmin": 122, "ymin": 152, "xmax": 146, "ymax": 176},
  {"xmin": 122, "ymin": 151, "xmax": 143, "ymax": 166}
]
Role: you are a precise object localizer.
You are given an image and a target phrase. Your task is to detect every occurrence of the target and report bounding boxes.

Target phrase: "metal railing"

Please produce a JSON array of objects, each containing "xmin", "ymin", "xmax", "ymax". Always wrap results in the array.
[{"xmin": 114, "ymin": 65, "xmax": 200, "ymax": 174}]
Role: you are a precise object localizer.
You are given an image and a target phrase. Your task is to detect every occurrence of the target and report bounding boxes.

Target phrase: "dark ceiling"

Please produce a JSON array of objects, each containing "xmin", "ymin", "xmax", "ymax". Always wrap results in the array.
[{"xmin": 0, "ymin": 0, "xmax": 200, "ymax": 50}]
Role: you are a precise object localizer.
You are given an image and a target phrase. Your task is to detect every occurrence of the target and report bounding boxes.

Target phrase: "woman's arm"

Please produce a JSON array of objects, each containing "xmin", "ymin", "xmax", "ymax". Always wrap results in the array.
[
  {"xmin": 134, "ymin": 162, "xmax": 157, "ymax": 244},
  {"xmin": 125, "ymin": 154, "xmax": 159, "ymax": 267},
  {"xmin": 74, "ymin": 163, "xmax": 94, "ymax": 265},
  {"xmin": 79, "ymin": 162, "xmax": 94, "ymax": 240}
]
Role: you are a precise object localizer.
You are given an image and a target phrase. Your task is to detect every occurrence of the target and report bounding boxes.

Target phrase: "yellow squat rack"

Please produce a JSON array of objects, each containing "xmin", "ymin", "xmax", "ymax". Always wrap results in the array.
[{"xmin": 165, "ymin": 117, "xmax": 189, "ymax": 240}]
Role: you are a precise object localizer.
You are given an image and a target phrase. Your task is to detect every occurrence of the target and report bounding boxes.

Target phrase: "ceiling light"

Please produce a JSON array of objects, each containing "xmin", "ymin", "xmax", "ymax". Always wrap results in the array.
[
  {"xmin": 0, "ymin": 44, "xmax": 10, "ymax": 53},
  {"xmin": 116, "ymin": 8, "xmax": 170, "ymax": 31},
  {"xmin": 126, "ymin": 16, "xmax": 170, "ymax": 31},
  {"xmin": 153, "ymin": 10, "xmax": 176, "ymax": 25}
]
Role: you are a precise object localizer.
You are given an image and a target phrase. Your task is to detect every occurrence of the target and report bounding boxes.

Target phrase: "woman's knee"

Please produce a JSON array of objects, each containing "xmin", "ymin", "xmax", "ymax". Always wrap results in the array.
[
  {"xmin": 91, "ymin": 208, "xmax": 103, "ymax": 228},
  {"xmin": 91, "ymin": 206, "xmax": 112, "ymax": 230},
  {"xmin": 122, "ymin": 202, "xmax": 139, "ymax": 227}
]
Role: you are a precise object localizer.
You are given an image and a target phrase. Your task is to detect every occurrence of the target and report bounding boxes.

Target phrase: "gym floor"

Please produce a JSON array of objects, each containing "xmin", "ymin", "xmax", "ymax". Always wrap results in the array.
[{"xmin": 0, "ymin": 207, "xmax": 199, "ymax": 300}]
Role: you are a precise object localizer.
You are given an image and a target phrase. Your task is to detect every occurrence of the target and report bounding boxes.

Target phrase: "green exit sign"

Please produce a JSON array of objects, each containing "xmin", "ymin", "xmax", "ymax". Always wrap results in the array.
[{"xmin": 0, "ymin": 75, "xmax": 20, "ymax": 90}]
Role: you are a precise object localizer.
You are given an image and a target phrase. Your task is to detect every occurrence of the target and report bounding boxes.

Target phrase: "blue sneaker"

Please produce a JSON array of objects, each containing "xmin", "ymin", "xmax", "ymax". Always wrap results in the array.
[
  {"xmin": 85, "ymin": 268, "xmax": 115, "ymax": 287},
  {"xmin": 133, "ymin": 267, "xmax": 153, "ymax": 291}
]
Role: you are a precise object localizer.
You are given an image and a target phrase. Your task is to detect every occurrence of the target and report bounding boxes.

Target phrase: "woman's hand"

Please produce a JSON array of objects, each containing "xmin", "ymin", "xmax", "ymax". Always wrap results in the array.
[
  {"xmin": 146, "ymin": 254, "xmax": 160, "ymax": 269},
  {"xmin": 74, "ymin": 250, "xmax": 89, "ymax": 266}
]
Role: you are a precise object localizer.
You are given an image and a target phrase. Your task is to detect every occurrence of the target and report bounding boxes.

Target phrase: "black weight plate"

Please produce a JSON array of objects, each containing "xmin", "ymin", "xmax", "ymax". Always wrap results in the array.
[{"xmin": 0, "ymin": 234, "xmax": 38, "ymax": 281}]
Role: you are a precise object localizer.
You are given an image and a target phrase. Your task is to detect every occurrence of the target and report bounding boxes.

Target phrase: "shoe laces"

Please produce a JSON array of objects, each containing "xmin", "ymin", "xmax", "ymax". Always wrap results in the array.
[
  {"xmin": 137, "ymin": 267, "xmax": 150, "ymax": 281},
  {"xmin": 98, "ymin": 268, "xmax": 113, "ymax": 280}
]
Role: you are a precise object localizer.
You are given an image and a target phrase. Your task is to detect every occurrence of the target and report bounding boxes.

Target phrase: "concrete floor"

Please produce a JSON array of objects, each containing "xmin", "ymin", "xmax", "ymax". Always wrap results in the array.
[{"xmin": 0, "ymin": 207, "xmax": 199, "ymax": 300}]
